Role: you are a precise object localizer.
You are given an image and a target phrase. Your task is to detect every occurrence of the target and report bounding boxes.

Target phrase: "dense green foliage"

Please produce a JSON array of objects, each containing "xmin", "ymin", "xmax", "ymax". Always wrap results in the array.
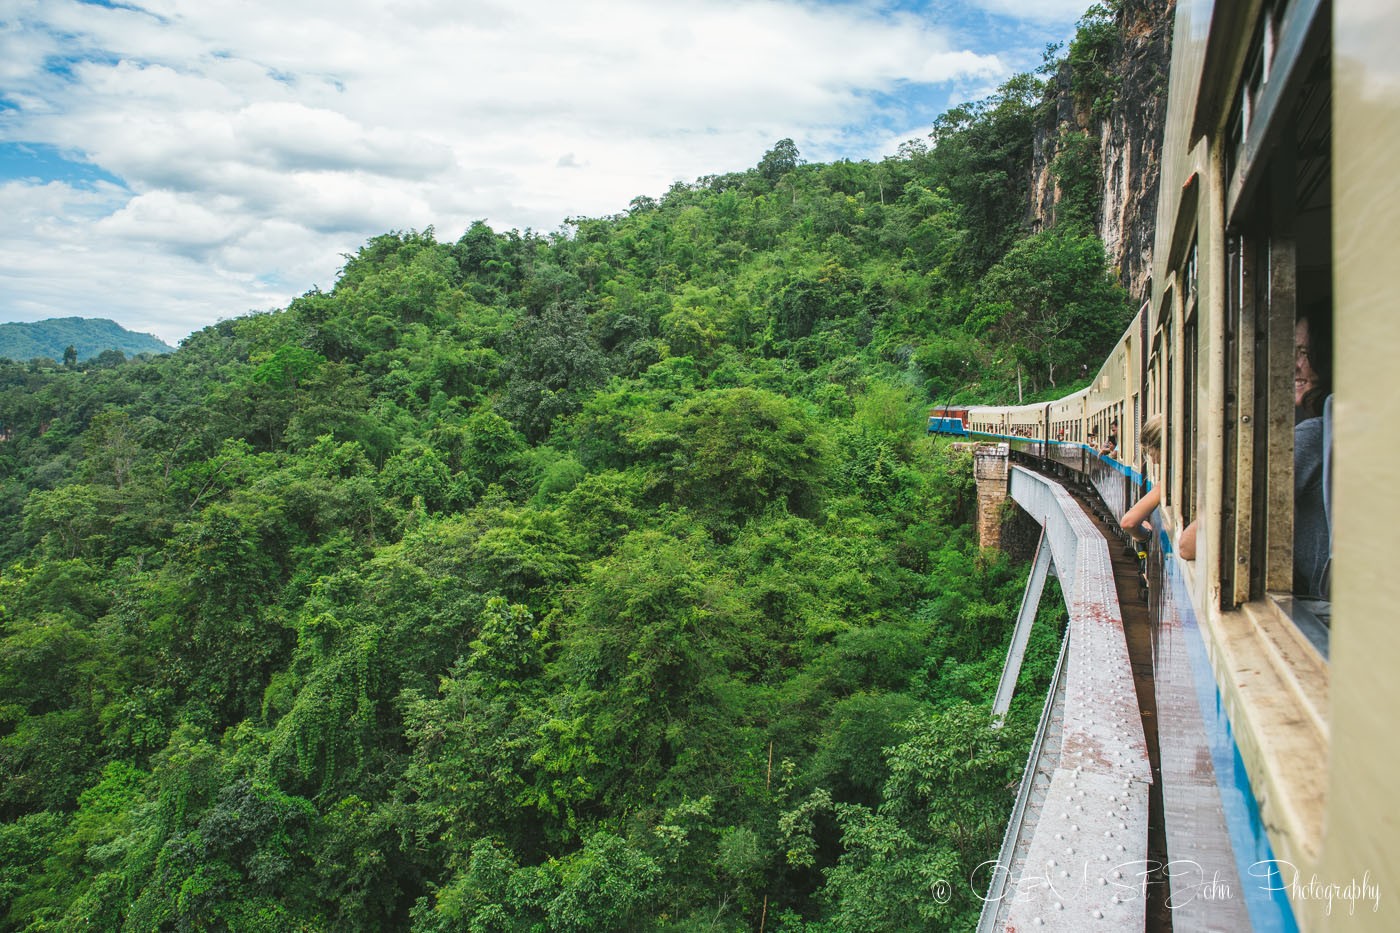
[
  {"xmin": 1068, "ymin": 4, "xmax": 1123, "ymax": 119},
  {"xmin": 0, "ymin": 318, "xmax": 172, "ymax": 366},
  {"xmin": 0, "ymin": 44, "xmax": 1127, "ymax": 932}
]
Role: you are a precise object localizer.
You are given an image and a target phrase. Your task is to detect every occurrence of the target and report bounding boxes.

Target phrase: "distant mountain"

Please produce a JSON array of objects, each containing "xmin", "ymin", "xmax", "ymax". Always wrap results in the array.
[{"xmin": 0, "ymin": 317, "xmax": 174, "ymax": 362}]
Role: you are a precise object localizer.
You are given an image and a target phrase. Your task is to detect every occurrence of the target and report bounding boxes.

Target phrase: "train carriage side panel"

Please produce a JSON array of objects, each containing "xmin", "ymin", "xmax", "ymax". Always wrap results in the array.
[{"xmin": 1321, "ymin": 0, "xmax": 1400, "ymax": 927}]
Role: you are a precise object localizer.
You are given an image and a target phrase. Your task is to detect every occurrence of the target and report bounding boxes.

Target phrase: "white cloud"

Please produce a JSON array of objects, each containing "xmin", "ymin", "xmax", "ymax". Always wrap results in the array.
[
  {"xmin": 0, "ymin": 0, "xmax": 1073, "ymax": 343},
  {"xmin": 972, "ymin": 0, "xmax": 1092, "ymax": 24}
]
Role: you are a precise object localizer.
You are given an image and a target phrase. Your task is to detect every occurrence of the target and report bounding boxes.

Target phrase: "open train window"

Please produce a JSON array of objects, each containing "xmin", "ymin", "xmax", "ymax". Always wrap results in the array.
[
  {"xmin": 1146, "ymin": 330, "xmax": 1162, "ymax": 476},
  {"xmin": 1221, "ymin": 0, "xmax": 1331, "ymax": 655}
]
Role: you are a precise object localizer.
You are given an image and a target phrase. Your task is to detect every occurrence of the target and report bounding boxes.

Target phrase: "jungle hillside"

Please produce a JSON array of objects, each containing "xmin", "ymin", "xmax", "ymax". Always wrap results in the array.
[
  {"xmin": 0, "ymin": 6, "xmax": 1145, "ymax": 930},
  {"xmin": 0, "ymin": 319, "xmax": 172, "ymax": 368}
]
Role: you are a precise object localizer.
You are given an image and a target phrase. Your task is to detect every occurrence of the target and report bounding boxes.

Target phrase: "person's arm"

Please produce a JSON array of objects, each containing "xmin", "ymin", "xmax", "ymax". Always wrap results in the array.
[
  {"xmin": 1178, "ymin": 519, "xmax": 1198, "ymax": 560},
  {"xmin": 1120, "ymin": 486, "xmax": 1161, "ymax": 541}
]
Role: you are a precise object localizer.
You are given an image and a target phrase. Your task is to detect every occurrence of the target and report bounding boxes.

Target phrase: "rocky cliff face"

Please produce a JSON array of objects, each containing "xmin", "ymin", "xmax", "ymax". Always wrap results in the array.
[{"xmin": 1029, "ymin": 0, "xmax": 1175, "ymax": 305}]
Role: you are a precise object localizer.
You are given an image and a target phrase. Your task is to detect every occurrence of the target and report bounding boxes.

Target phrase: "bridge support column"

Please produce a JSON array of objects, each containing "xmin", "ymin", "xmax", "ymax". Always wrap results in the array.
[
  {"xmin": 973, "ymin": 442, "xmax": 1010, "ymax": 549},
  {"xmin": 992, "ymin": 529, "xmax": 1053, "ymax": 720}
]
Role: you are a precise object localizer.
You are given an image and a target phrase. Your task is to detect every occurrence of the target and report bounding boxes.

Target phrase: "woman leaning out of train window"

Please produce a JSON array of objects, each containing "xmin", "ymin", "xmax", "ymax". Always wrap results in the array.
[
  {"xmin": 1120, "ymin": 415, "xmax": 1163, "ymax": 542},
  {"xmin": 1120, "ymin": 414, "xmax": 1199, "ymax": 558},
  {"xmin": 1293, "ymin": 308, "xmax": 1332, "ymax": 599}
]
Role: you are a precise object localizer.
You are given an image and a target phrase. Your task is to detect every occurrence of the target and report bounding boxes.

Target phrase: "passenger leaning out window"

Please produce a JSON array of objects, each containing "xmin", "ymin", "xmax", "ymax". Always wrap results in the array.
[{"xmin": 1121, "ymin": 415, "xmax": 1163, "ymax": 542}]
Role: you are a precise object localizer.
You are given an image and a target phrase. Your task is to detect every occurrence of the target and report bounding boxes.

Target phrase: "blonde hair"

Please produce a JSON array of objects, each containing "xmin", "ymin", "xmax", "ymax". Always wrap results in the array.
[{"xmin": 1140, "ymin": 413, "xmax": 1163, "ymax": 456}]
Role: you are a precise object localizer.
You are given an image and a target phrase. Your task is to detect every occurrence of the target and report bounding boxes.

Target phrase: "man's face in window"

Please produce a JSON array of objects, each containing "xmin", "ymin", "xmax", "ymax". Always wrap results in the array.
[{"xmin": 1294, "ymin": 318, "xmax": 1321, "ymax": 409}]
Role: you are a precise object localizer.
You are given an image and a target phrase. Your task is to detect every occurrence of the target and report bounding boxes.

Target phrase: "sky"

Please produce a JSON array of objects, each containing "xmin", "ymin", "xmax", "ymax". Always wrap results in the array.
[{"xmin": 0, "ymin": 0, "xmax": 1089, "ymax": 346}]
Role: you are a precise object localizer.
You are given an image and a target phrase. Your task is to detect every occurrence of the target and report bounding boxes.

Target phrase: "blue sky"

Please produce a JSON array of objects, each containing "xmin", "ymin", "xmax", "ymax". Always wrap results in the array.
[{"xmin": 0, "ymin": 0, "xmax": 1088, "ymax": 344}]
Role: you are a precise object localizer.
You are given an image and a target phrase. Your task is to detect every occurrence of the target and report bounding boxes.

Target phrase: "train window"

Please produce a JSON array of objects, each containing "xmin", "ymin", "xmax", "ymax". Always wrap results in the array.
[
  {"xmin": 1148, "ymin": 339, "xmax": 1161, "ymax": 436},
  {"xmin": 1185, "ymin": 236, "xmax": 1199, "ymax": 305},
  {"xmin": 1182, "ymin": 321, "xmax": 1197, "ymax": 521},
  {"xmin": 1240, "ymin": 6, "xmax": 1332, "ymax": 199},
  {"xmin": 1227, "ymin": 58, "xmax": 1254, "ymax": 183},
  {"xmin": 1220, "ymin": 2, "xmax": 1332, "ymax": 654},
  {"xmin": 1228, "ymin": 203, "xmax": 1324, "ymax": 642}
]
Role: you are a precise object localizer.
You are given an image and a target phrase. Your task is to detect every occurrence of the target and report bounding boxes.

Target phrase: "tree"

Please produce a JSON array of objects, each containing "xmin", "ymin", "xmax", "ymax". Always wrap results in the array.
[
  {"xmin": 758, "ymin": 138, "xmax": 803, "ymax": 185},
  {"xmin": 927, "ymin": 74, "xmax": 1043, "ymax": 275},
  {"xmin": 157, "ymin": 501, "xmax": 289, "ymax": 725},
  {"xmin": 1068, "ymin": 3, "xmax": 1122, "ymax": 118},
  {"xmin": 649, "ymin": 387, "xmax": 829, "ymax": 522},
  {"xmin": 540, "ymin": 528, "xmax": 745, "ymax": 817},
  {"xmin": 500, "ymin": 302, "xmax": 607, "ymax": 442},
  {"xmin": 967, "ymin": 228, "xmax": 1131, "ymax": 391},
  {"xmin": 1049, "ymin": 128, "xmax": 1103, "ymax": 232}
]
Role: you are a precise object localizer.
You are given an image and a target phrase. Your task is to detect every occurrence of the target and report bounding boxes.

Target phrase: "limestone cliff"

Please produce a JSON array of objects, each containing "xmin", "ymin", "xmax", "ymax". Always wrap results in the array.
[{"xmin": 1029, "ymin": 0, "xmax": 1175, "ymax": 305}]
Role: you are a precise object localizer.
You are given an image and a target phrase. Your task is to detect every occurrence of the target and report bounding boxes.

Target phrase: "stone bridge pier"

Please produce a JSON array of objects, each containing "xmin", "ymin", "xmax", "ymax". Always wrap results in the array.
[
  {"xmin": 973, "ymin": 442, "xmax": 1010, "ymax": 550},
  {"xmin": 966, "ymin": 442, "xmax": 1039, "ymax": 561}
]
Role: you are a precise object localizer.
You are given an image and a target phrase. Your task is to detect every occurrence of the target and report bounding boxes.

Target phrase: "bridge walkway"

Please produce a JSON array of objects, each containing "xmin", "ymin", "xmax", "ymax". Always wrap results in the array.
[{"xmin": 1061, "ymin": 474, "xmax": 1172, "ymax": 933}]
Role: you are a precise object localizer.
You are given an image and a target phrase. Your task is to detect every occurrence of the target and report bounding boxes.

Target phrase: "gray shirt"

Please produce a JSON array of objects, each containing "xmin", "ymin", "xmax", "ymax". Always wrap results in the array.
[{"xmin": 1294, "ymin": 416, "xmax": 1328, "ymax": 597}]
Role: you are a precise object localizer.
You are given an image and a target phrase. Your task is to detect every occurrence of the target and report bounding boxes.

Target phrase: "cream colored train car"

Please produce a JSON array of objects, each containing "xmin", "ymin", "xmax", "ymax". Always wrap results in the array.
[
  {"xmin": 1141, "ymin": 1, "xmax": 1398, "ymax": 929},
  {"xmin": 1084, "ymin": 311, "xmax": 1142, "ymax": 461},
  {"xmin": 1046, "ymin": 386, "xmax": 1088, "ymax": 444}
]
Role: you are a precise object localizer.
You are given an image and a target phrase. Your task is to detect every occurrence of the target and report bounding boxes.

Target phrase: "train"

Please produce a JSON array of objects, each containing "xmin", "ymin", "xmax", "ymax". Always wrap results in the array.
[{"xmin": 939, "ymin": 2, "xmax": 1399, "ymax": 930}]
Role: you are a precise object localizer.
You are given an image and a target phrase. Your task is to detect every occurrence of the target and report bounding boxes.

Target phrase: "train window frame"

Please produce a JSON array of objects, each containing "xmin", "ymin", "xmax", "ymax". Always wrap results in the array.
[
  {"xmin": 1224, "ymin": 0, "xmax": 1328, "ymax": 221},
  {"xmin": 1229, "ymin": 228, "xmax": 1305, "ymax": 603},
  {"xmin": 1225, "ymin": 4, "xmax": 1274, "ymax": 193},
  {"xmin": 1147, "ymin": 335, "xmax": 1162, "ymax": 476},
  {"xmin": 1182, "ymin": 239, "xmax": 1200, "ymax": 525},
  {"xmin": 1218, "ymin": 0, "xmax": 1333, "ymax": 656},
  {"xmin": 1223, "ymin": 232, "xmax": 1256, "ymax": 607},
  {"xmin": 1131, "ymin": 393, "xmax": 1139, "ymax": 465}
]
